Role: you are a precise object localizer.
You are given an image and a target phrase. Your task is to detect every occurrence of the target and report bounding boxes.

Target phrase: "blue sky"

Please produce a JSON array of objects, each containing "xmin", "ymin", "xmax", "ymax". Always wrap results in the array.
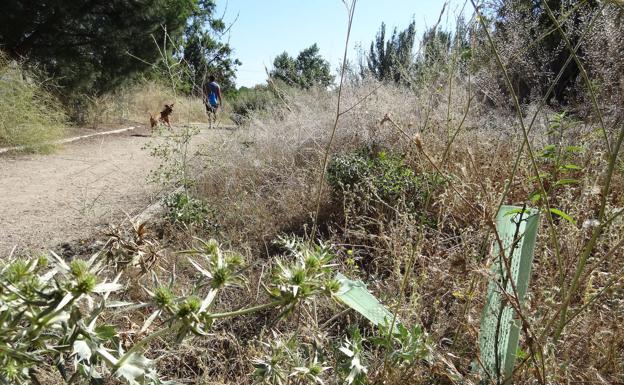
[{"xmin": 214, "ymin": 1, "xmax": 466, "ymax": 87}]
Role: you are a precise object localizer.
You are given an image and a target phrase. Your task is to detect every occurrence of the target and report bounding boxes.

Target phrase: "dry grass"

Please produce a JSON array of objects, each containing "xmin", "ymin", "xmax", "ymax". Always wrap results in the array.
[
  {"xmin": 0, "ymin": 52, "xmax": 67, "ymax": 150},
  {"xmin": 188, "ymin": 73, "xmax": 623, "ymax": 384},
  {"xmin": 196, "ymin": 82, "xmax": 421, "ymax": 247},
  {"xmin": 4, "ymin": 3, "xmax": 623, "ymax": 383},
  {"xmin": 3, "ymin": 61, "xmax": 616, "ymax": 384},
  {"xmin": 82, "ymin": 81, "xmax": 214, "ymax": 128}
]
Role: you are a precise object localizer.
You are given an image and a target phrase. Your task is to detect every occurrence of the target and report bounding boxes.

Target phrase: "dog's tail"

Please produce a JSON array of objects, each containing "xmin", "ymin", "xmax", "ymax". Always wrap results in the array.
[{"xmin": 149, "ymin": 113, "xmax": 157, "ymax": 128}]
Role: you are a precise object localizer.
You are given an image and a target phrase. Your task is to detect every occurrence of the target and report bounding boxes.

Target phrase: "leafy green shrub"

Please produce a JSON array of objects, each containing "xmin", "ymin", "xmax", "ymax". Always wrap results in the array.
[
  {"xmin": 229, "ymin": 86, "xmax": 278, "ymax": 125},
  {"xmin": 164, "ymin": 191, "xmax": 217, "ymax": 230},
  {"xmin": 0, "ymin": 52, "xmax": 67, "ymax": 150},
  {"xmin": 531, "ymin": 111, "xmax": 585, "ymax": 224},
  {"xmin": 327, "ymin": 147, "xmax": 435, "ymax": 211}
]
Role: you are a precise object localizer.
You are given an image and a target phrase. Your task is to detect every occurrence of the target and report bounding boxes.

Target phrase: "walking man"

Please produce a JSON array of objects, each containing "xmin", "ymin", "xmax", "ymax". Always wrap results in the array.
[{"xmin": 203, "ymin": 75, "xmax": 222, "ymax": 128}]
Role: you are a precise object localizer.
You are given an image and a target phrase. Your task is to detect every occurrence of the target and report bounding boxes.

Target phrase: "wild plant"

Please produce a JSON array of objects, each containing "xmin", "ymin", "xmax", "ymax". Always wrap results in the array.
[
  {"xmin": 143, "ymin": 124, "xmax": 200, "ymax": 191},
  {"xmin": 252, "ymin": 333, "xmax": 330, "ymax": 385},
  {"xmin": 163, "ymin": 190, "xmax": 218, "ymax": 231},
  {"xmin": 464, "ymin": 2, "xmax": 624, "ymax": 383},
  {"xmin": 327, "ymin": 147, "xmax": 438, "ymax": 216},
  {"xmin": 103, "ymin": 222, "xmax": 163, "ymax": 275},
  {"xmin": 0, "ymin": 253, "xmax": 157, "ymax": 384},
  {"xmin": 0, "ymin": 238, "xmax": 359, "ymax": 384},
  {"xmin": 0, "ymin": 52, "xmax": 67, "ymax": 150},
  {"xmin": 523, "ymin": 111, "xmax": 586, "ymax": 224}
]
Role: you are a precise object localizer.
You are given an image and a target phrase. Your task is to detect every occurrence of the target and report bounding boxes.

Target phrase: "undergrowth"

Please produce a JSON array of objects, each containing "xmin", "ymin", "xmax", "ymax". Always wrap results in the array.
[
  {"xmin": 81, "ymin": 81, "xmax": 209, "ymax": 128},
  {"xmin": 2, "ymin": 1, "xmax": 624, "ymax": 385},
  {"xmin": 0, "ymin": 52, "xmax": 67, "ymax": 151},
  {"xmin": 192, "ymin": 73, "xmax": 623, "ymax": 385},
  {"xmin": 164, "ymin": 191, "xmax": 218, "ymax": 231},
  {"xmin": 327, "ymin": 147, "xmax": 440, "ymax": 215}
]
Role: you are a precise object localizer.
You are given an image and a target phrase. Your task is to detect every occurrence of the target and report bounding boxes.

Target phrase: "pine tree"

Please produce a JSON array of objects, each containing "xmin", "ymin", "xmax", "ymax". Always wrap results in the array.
[
  {"xmin": 0, "ymin": 0, "xmax": 239, "ymax": 95},
  {"xmin": 366, "ymin": 21, "xmax": 416, "ymax": 84}
]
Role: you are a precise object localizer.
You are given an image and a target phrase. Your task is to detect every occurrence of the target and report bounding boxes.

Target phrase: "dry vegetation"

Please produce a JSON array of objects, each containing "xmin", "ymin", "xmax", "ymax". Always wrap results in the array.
[
  {"xmin": 82, "ymin": 81, "xmax": 211, "ymax": 128},
  {"xmin": 191, "ymin": 74, "xmax": 624, "ymax": 383},
  {"xmin": 2, "ymin": 2, "xmax": 624, "ymax": 385},
  {"xmin": 0, "ymin": 53, "xmax": 67, "ymax": 150},
  {"xmin": 0, "ymin": 52, "xmax": 210, "ymax": 151}
]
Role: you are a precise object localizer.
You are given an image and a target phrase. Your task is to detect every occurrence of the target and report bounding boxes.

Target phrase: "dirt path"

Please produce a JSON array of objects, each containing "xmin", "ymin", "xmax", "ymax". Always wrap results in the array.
[{"xmin": 0, "ymin": 124, "xmax": 222, "ymax": 256}]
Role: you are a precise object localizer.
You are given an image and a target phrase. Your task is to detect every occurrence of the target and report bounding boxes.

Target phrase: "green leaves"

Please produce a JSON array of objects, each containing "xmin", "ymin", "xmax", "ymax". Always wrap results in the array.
[
  {"xmin": 1, "ymin": 0, "xmax": 202, "ymax": 95},
  {"xmin": 367, "ymin": 20, "xmax": 417, "ymax": 84},
  {"xmin": 0, "ymin": 254, "xmax": 124, "ymax": 384},
  {"xmin": 554, "ymin": 178, "xmax": 579, "ymax": 187},
  {"xmin": 327, "ymin": 147, "xmax": 437, "ymax": 213},
  {"xmin": 560, "ymin": 163, "xmax": 582, "ymax": 171},
  {"xmin": 269, "ymin": 44, "xmax": 334, "ymax": 89},
  {"xmin": 539, "ymin": 144, "xmax": 557, "ymax": 158},
  {"xmin": 164, "ymin": 191, "xmax": 217, "ymax": 230},
  {"xmin": 95, "ymin": 325, "xmax": 117, "ymax": 340},
  {"xmin": 371, "ymin": 323, "xmax": 433, "ymax": 366},
  {"xmin": 529, "ymin": 111, "xmax": 586, "ymax": 217},
  {"xmin": 504, "ymin": 207, "xmax": 533, "ymax": 217},
  {"xmin": 549, "ymin": 208, "xmax": 577, "ymax": 225}
]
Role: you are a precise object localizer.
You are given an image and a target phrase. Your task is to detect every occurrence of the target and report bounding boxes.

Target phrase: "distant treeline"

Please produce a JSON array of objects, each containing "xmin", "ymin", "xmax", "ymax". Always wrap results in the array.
[
  {"xmin": 2, "ymin": 0, "xmax": 622, "ymax": 117},
  {"xmin": 361, "ymin": 0, "xmax": 622, "ymax": 109}
]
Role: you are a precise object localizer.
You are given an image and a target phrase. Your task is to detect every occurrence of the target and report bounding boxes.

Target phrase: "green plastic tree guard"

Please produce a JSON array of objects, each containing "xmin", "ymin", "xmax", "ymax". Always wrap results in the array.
[
  {"xmin": 479, "ymin": 205, "xmax": 540, "ymax": 384},
  {"xmin": 335, "ymin": 272, "xmax": 397, "ymax": 329}
]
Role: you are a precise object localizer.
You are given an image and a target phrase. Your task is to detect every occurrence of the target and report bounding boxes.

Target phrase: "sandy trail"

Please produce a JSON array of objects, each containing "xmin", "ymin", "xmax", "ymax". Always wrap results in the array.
[{"xmin": 0, "ymin": 124, "xmax": 220, "ymax": 256}]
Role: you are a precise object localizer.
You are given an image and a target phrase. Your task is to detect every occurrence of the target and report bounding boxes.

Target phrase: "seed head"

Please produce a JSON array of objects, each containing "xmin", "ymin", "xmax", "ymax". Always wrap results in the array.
[{"xmin": 413, "ymin": 133, "xmax": 423, "ymax": 152}]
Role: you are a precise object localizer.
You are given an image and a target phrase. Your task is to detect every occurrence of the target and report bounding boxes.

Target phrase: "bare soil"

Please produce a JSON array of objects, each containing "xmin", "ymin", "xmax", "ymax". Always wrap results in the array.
[{"xmin": 0, "ymin": 124, "xmax": 220, "ymax": 256}]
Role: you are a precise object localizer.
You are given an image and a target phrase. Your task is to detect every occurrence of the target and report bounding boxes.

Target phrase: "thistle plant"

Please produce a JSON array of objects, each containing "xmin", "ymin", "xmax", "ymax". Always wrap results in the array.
[
  {"xmin": 2, "ymin": 229, "xmax": 438, "ymax": 385},
  {"xmin": 338, "ymin": 329, "xmax": 368, "ymax": 385},
  {"xmin": 7, "ymin": 235, "xmax": 357, "ymax": 384},
  {"xmin": 141, "ymin": 238, "xmax": 342, "ymax": 344},
  {"xmin": 252, "ymin": 334, "xmax": 330, "ymax": 385},
  {"xmin": 0, "ymin": 252, "xmax": 160, "ymax": 384}
]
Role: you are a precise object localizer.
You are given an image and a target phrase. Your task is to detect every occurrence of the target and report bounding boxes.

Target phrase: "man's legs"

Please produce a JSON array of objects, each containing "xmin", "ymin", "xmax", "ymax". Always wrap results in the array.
[
  {"xmin": 209, "ymin": 104, "xmax": 219, "ymax": 128},
  {"xmin": 205, "ymin": 103, "xmax": 216, "ymax": 128}
]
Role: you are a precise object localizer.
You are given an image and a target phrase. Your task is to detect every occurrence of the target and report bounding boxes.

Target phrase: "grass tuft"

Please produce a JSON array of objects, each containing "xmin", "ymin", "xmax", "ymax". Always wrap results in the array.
[{"xmin": 0, "ymin": 52, "xmax": 67, "ymax": 151}]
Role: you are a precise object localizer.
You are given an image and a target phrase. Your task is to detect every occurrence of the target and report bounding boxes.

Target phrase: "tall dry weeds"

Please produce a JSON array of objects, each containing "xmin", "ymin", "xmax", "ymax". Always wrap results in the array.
[
  {"xmin": 4, "ymin": 1, "xmax": 622, "ymax": 384},
  {"xmin": 81, "ymin": 81, "xmax": 209, "ymax": 128},
  {"xmin": 193, "ymin": 30, "xmax": 623, "ymax": 384},
  {"xmin": 0, "ymin": 52, "xmax": 67, "ymax": 150}
]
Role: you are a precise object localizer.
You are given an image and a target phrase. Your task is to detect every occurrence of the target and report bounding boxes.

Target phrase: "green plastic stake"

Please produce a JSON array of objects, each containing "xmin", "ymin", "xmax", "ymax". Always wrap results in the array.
[
  {"xmin": 335, "ymin": 273, "xmax": 397, "ymax": 329},
  {"xmin": 479, "ymin": 205, "xmax": 540, "ymax": 384}
]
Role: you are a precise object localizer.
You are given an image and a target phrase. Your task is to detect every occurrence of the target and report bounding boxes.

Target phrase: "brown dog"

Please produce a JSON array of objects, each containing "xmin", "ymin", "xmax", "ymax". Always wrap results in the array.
[
  {"xmin": 149, "ymin": 103, "xmax": 174, "ymax": 129},
  {"xmin": 149, "ymin": 114, "xmax": 158, "ymax": 129}
]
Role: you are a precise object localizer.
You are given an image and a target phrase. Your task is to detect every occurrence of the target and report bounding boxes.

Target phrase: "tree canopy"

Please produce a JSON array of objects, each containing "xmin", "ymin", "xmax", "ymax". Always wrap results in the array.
[
  {"xmin": 0, "ymin": 0, "xmax": 239, "ymax": 96},
  {"xmin": 270, "ymin": 44, "xmax": 334, "ymax": 89},
  {"xmin": 180, "ymin": 0, "xmax": 241, "ymax": 94},
  {"xmin": 366, "ymin": 21, "xmax": 417, "ymax": 84},
  {"xmin": 489, "ymin": 0, "xmax": 594, "ymax": 104}
]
